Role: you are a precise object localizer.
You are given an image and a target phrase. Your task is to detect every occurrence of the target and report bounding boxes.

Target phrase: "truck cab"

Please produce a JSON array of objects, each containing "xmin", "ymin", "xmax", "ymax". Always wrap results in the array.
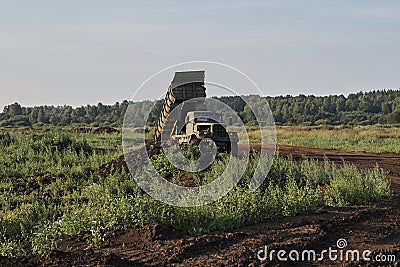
[{"xmin": 177, "ymin": 111, "xmax": 238, "ymax": 154}]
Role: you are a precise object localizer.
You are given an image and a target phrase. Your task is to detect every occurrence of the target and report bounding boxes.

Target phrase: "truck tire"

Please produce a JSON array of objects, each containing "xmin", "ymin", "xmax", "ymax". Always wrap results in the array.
[{"xmin": 189, "ymin": 138, "xmax": 200, "ymax": 146}]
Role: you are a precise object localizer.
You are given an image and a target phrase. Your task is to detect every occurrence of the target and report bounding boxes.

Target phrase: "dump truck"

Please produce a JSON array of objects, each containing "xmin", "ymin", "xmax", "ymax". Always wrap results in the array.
[{"xmin": 155, "ymin": 71, "xmax": 238, "ymax": 154}]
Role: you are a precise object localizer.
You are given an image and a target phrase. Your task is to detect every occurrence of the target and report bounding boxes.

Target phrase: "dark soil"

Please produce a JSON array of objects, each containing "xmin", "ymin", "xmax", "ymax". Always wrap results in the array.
[
  {"xmin": 93, "ymin": 127, "xmax": 120, "ymax": 134},
  {"xmin": 2, "ymin": 145, "xmax": 399, "ymax": 267}
]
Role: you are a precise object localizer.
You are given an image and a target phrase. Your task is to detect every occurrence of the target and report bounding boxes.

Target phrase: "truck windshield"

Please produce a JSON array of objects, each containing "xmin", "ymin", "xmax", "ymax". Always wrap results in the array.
[{"xmin": 197, "ymin": 125, "xmax": 211, "ymax": 135}]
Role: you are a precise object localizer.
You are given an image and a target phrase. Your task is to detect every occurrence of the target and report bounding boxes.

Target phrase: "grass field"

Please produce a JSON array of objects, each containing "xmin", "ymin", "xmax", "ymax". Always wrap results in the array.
[
  {"xmin": 0, "ymin": 126, "xmax": 393, "ymax": 257},
  {"xmin": 247, "ymin": 125, "xmax": 400, "ymax": 153}
]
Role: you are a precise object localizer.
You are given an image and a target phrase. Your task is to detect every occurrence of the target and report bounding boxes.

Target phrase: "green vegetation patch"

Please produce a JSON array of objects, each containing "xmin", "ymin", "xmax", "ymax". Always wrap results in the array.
[
  {"xmin": 0, "ymin": 128, "xmax": 392, "ymax": 257},
  {"xmin": 272, "ymin": 126, "xmax": 400, "ymax": 153}
]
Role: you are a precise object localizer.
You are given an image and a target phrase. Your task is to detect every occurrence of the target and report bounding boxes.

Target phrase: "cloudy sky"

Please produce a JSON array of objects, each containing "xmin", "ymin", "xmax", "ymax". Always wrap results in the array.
[{"xmin": 1, "ymin": 0, "xmax": 399, "ymax": 108}]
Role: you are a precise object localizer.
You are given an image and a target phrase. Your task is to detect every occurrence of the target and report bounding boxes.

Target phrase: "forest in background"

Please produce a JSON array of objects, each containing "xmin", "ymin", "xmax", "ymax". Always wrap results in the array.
[{"xmin": 1, "ymin": 89, "xmax": 400, "ymax": 127}]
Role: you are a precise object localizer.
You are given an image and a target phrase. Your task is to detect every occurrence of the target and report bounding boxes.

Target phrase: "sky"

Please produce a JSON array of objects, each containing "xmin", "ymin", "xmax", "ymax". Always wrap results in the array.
[{"xmin": 1, "ymin": 0, "xmax": 400, "ymax": 108}]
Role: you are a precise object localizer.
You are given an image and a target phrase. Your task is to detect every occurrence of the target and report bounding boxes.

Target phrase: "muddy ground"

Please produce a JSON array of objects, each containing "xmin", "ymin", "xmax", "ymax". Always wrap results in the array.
[{"xmin": 2, "ymin": 145, "xmax": 399, "ymax": 267}]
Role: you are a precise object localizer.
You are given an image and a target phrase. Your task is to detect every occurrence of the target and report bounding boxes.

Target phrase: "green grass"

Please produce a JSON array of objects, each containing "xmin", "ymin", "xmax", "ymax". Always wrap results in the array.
[
  {"xmin": 247, "ymin": 125, "xmax": 400, "ymax": 153},
  {"xmin": 0, "ymin": 127, "xmax": 392, "ymax": 257}
]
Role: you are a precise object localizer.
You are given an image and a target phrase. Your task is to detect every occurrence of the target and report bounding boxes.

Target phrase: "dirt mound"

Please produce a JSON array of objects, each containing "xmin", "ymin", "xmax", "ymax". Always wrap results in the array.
[
  {"xmin": 95, "ymin": 144, "xmax": 155, "ymax": 178},
  {"xmin": 13, "ymin": 171, "xmax": 63, "ymax": 195},
  {"xmin": 3, "ymin": 145, "xmax": 400, "ymax": 266},
  {"xmin": 96, "ymin": 154, "xmax": 129, "ymax": 177},
  {"xmin": 95, "ymin": 141, "xmax": 164, "ymax": 178},
  {"xmin": 0, "ymin": 222, "xmax": 184, "ymax": 267},
  {"xmin": 93, "ymin": 127, "xmax": 120, "ymax": 134},
  {"xmin": 73, "ymin": 127, "xmax": 93, "ymax": 134}
]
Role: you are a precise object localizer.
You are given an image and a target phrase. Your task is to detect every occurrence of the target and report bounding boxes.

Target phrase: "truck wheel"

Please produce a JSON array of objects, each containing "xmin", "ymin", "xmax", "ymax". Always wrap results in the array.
[
  {"xmin": 225, "ymin": 144, "xmax": 231, "ymax": 154},
  {"xmin": 189, "ymin": 138, "xmax": 199, "ymax": 146}
]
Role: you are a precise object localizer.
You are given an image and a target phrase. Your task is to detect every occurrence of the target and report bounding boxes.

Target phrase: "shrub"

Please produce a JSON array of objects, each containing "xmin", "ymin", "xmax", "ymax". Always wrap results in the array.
[{"xmin": 326, "ymin": 165, "xmax": 391, "ymax": 206}]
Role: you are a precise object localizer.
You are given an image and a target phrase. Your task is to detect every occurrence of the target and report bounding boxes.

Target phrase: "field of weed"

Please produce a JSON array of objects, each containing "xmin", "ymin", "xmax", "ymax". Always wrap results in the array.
[
  {"xmin": 247, "ymin": 125, "xmax": 400, "ymax": 153},
  {"xmin": 0, "ymin": 127, "xmax": 392, "ymax": 257}
]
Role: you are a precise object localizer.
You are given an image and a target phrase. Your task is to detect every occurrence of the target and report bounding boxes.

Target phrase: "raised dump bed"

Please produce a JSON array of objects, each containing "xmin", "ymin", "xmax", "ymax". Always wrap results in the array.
[{"xmin": 155, "ymin": 71, "xmax": 206, "ymax": 141}]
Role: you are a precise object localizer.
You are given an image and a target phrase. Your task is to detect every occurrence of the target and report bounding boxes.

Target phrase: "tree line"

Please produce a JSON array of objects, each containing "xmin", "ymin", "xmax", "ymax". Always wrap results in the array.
[{"xmin": 1, "ymin": 89, "xmax": 400, "ymax": 127}]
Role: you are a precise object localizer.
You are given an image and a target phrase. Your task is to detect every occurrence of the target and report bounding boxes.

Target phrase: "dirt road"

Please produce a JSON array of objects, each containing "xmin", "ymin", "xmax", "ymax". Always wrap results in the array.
[{"xmin": 3, "ymin": 145, "xmax": 399, "ymax": 266}]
